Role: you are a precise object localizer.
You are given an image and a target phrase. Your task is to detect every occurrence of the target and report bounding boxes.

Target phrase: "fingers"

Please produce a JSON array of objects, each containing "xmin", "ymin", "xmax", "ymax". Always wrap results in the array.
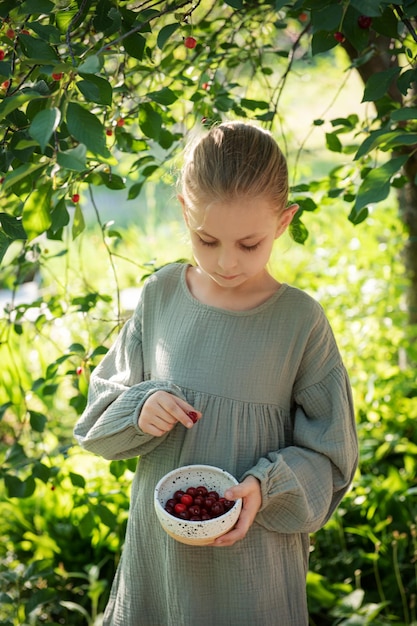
[
  {"xmin": 138, "ymin": 391, "xmax": 202, "ymax": 435},
  {"xmin": 213, "ymin": 476, "xmax": 262, "ymax": 547}
]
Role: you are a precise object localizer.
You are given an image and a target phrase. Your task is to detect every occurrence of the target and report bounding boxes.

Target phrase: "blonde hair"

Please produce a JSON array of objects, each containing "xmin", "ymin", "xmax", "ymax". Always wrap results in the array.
[{"xmin": 180, "ymin": 121, "xmax": 289, "ymax": 213}]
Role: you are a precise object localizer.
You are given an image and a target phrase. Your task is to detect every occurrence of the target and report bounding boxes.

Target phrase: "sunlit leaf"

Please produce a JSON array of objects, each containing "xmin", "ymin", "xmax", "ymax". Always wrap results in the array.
[
  {"xmin": 0, "ymin": 89, "xmax": 47, "ymax": 120},
  {"xmin": 352, "ymin": 155, "xmax": 408, "ymax": 215},
  {"xmin": 72, "ymin": 202, "xmax": 85, "ymax": 239},
  {"xmin": 22, "ymin": 184, "xmax": 52, "ymax": 239}
]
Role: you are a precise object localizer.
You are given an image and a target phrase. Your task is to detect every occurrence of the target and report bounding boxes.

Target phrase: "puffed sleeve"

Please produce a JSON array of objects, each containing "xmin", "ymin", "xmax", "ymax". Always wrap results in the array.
[
  {"xmin": 73, "ymin": 296, "xmax": 187, "ymax": 460},
  {"xmin": 242, "ymin": 308, "xmax": 358, "ymax": 534}
]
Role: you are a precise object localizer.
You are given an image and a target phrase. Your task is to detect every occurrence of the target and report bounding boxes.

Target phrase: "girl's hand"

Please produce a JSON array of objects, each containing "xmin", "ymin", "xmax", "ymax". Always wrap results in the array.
[
  {"xmin": 138, "ymin": 390, "xmax": 201, "ymax": 436},
  {"xmin": 213, "ymin": 475, "xmax": 262, "ymax": 547}
]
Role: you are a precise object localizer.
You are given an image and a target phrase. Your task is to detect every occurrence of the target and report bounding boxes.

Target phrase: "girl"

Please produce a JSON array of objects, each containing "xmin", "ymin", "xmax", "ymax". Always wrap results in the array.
[{"xmin": 74, "ymin": 121, "xmax": 358, "ymax": 626}]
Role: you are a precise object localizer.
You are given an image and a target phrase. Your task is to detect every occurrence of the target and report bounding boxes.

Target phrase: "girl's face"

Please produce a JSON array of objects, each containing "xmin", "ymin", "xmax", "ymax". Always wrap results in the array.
[{"xmin": 181, "ymin": 195, "xmax": 297, "ymax": 291}]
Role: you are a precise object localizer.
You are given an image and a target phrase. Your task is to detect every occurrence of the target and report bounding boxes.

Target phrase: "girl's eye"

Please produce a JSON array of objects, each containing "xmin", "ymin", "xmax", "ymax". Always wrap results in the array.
[
  {"xmin": 241, "ymin": 243, "xmax": 260, "ymax": 252},
  {"xmin": 198, "ymin": 237, "xmax": 217, "ymax": 247}
]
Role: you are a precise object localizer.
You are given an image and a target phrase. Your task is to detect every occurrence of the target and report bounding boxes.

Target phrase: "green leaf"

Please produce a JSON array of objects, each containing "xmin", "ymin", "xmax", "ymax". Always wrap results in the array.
[
  {"xmin": 29, "ymin": 410, "xmax": 47, "ymax": 432},
  {"xmin": 94, "ymin": 503, "xmax": 117, "ymax": 529},
  {"xmin": 66, "ymin": 102, "xmax": 109, "ymax": 157},
  {"xmin": 72, "ymin": 202, "xmax": 85, "ymax": 239},
  {"xmin": 0, "ymin": 60, "xmax": 12, "ymax": 79},
  {"xmin": 240, "ymin": 98, "xmax": 269, "ymax": 111},
  {"xmin": 22, "ymin": 184, "xmax": 52, "ymax": 240},
  {"xmin": 5, "ymin": 474, "xmax": 26, "ymax": 498},
  {"xmin": 69, "ymin": 342, "xmax": 86, "ymax": 353},
  {"xmin": 138, "ymin": 103, "xmax": 162, "ymax": 140},
  {"xmin": 353, "ymin": 155, "xmax": 408, "ymax": 214},
  {"xmin": 147, "ymin": 87, "xmax": 178, "ymax": 106},
  {"xmin": 311, "ymin": 4, "xmax": 343, "ymax": 32},
  {"xmin": 325, "ymin": 132, "xmax": 343, "ymax": 152},
  {"xmin": 78, "ymin": 510, "xmax": 95, "ymax": 538},
  {"xmin": 396, "ymin": 68, "xmax": 417, "ymax": 96},
  {"xmin": 77, "ymin": 54, "xmax": 103, "ymax": 74},
  {"xmin": 354, "ymin": 127, "xmax": 391, "ymax": 160},
  {"xmin": 110, "ymin": 459, "xmax": 127, "ymax": 478},
  {"xmin": 32, "ymin": 462, "xmax": 51, "ymax": 482},
  {"xmin": 225, "ymin": 0, "xmax": 243, "ymax": 7},
  {"xmin": 98, "ymin": 171, "xmax": 126, "ymax": 189},
  {"xmin": 348, "ymin": 204, "xmax": 369, "ymax": 225},
  {"xmin": 342, "ymin": 6, "xmax": 372, "ymax": 52},
  {"xmin": 123, "ymin": 32, "xmax": 146, "ymax": 60},
  {"xmin": 69, "ymin": 472, "xmax": 86, "ymax": 488},
  {"xmin": 311, "ymin": 30, "xmax": 338, "ymax": 55},
  {"xmin": 0, "ymin": 213, "xmax": 27, "ymax": 239},
  {"xmin": 289, "ymin": 212, "xmax": 308, "ymax": 244},
  {"xmin": 29, "ymin": 107, "xmax": 60, "ymax": 152},
  {"xmin": 157, "ymin": 23, "xmax": 179, "ymax": 49},
  {"xmin": 19, "ymin": 33, "xmax": 59, "ymax": 62},
  {"xmin": 18, "ymin": 0, "xmax": 54, "ymax": 15},
  {"xmin": 128, "ymin": 180, "xmax": 145, "ymax": 199},
  {"xmin": 0, "ymin": 89, "xmax": 47, "ymax": 120},
  {"xmin": 0, "ymin": 231, "xmax": 10, "ymax": 264},
  {"xmin": 29, "ymin": 22, "xmax": 61, "ymax": 43},
  {"xmin": 2, "ymin": 162, "xmax": 46, "ymax": 192},
  {"xmin": 57, "ymin": 144, "xmax": 87, "ymax": 172},
  {"xmin": 349, "ymin": 0, "xmax": 383, "ymax": 17},
  {"xmin": 391, "ymin": 106, "xmax": 417, "ymax": 121},
  {"xmin": 77, "ymin": 74, "xmax": 113, "ymax": 106},
  {"xmin": 362, "ymin": 67, "xmax": 400, "ymax": 102},
  {"xmin": 382, "ymin": 132, "xmax": 417, "ymax": 149}
]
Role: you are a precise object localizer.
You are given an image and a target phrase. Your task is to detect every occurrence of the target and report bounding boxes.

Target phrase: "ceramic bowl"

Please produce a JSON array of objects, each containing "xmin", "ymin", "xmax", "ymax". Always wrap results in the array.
[{"xmin": 154, "ymin": 464, "xmax": 242, "ymax": 546}]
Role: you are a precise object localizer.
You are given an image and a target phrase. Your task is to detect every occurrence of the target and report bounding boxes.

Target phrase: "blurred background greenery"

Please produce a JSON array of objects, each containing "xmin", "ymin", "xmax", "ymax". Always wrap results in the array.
[{"xmin": 1, "ymin": 1, "xmax": 417, "ymax": 624}]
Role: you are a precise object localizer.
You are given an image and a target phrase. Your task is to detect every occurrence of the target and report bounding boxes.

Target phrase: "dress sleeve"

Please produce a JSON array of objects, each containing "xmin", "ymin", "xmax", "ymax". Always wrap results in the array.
[
  {"xmin": 242, "ymin": 309, "xmax": 358, "ymax": 534},
  {"xmin": 73, "ymin": 299, "xmax": 187, "ymax": 460}
]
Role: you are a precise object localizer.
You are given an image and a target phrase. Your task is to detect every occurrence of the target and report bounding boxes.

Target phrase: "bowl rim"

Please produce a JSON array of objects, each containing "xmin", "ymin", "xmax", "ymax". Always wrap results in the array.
[{"xmin": 154, "ymin": 463, "xmax": 242, "ymax": 526}]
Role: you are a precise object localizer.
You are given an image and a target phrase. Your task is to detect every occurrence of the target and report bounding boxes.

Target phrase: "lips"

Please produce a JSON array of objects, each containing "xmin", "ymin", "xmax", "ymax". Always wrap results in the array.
[{"xmin": 218, "ymin": 274, "xmax": 240, "ymax": 281}]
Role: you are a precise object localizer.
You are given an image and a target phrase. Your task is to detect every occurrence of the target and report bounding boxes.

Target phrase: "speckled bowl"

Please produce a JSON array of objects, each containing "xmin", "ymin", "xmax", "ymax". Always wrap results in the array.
[{"xmin": 154, "ymin": 464, "xmax": 242, "ymax": 546}]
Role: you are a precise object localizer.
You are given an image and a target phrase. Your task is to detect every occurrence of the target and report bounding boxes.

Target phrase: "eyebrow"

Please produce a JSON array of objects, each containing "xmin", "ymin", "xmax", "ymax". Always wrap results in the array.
[{"xmin": 196, "ymin": 228, "xmax": 262, "ymax": 242}]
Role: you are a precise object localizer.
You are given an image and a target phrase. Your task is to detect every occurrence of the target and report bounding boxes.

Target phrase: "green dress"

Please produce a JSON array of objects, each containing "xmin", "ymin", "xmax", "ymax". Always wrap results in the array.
[{"xmin": 74, "ymin": 263, "xmax": 358, "ymax": 626}]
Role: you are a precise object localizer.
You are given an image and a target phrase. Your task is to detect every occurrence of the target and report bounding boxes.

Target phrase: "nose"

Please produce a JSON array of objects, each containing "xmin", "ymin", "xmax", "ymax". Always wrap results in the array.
[{"xmin": 217, "ymin": 246, "xmax": 238, "ymax": 272}]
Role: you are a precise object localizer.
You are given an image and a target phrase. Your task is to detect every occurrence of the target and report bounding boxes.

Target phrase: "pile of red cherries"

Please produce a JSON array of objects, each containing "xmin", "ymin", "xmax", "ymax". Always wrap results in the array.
[{"xmin": 164, "ymin": 485, "xmax": 236, "ymax": 521}]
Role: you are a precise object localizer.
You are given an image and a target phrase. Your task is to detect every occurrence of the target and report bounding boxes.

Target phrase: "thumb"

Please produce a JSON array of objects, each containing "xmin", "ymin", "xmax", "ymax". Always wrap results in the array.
[
  {"xmin": 224, "ymin": 485, "xmax": 243, "ymax": 501},
  {"xmin": 224, "ymin": 476, "xmax": 260, "ymax": 501}
]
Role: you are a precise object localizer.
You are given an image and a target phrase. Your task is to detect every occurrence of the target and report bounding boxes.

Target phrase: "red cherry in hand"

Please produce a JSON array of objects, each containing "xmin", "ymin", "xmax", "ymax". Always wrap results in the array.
[{"xmin": 187, "ymin": 410, "xmax": 198, "ymax": 423}]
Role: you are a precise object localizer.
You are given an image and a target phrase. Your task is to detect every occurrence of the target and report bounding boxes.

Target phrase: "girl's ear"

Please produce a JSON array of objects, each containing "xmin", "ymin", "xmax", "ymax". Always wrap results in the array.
[
  {"xmin": 275, "ymin": 204, "xmax": 299, "ymax": 238},
  {"xmin": 178, "ymin": 195, "xmax": 189, "ymax": 224}
]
